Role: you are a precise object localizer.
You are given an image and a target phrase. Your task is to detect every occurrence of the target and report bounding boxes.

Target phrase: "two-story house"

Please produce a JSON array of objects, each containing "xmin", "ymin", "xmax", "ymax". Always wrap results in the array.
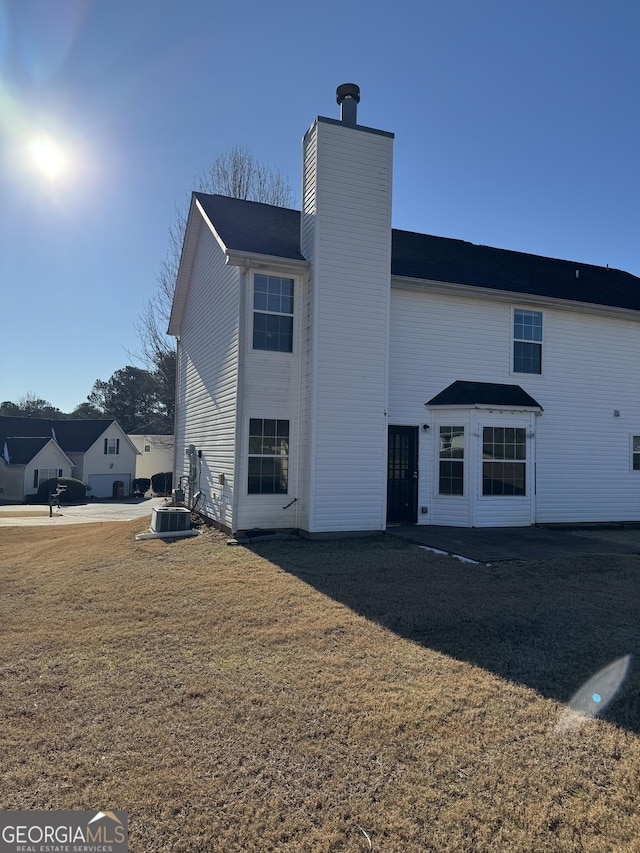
[{"xmin": 169, "ymin": 84, "xmax": 640, "ymax": 535}]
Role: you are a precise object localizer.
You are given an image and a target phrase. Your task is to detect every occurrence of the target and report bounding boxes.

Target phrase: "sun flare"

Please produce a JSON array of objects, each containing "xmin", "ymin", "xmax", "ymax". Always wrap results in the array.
[{"xmin": 28, "ymin": 135, "xmax": 66, "ymax": 180}]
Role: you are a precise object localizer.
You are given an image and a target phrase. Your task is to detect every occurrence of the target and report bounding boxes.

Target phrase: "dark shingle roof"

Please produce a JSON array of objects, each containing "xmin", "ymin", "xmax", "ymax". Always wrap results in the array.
[
  {"xmin": 193, "ymin": 193, "xmax": 640, "ymax": 312},
  {"xmin": 391, "ymin": 230, "xmax": 640, "ymax": 311},
  {"xmin": 426, "ymin": 381, "xmax": 543, "ymax": 409},
  {"xmin": 0, "ymin": 417, "xmax": 114, "ymax": 456},
  {"xmin": 195, "ymin": 193, "xmax": 305, "ymax": 261},
  {"xmin": 52, "ymin": 420, "xmax": 114, "ymax": 452},
  {"xmin": 3, "ymin": 437, "xmax": 52, "ymax": 465},
  {"xmin": 0, "ymin": 417, "xmax": 52, "ymax": 441}
]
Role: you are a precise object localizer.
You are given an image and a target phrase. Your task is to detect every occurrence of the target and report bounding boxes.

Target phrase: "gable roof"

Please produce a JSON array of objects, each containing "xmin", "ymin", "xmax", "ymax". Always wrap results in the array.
[
  {"xmin": 194, "ymin": 193, "xmax": 305, "ymax": 262},
  {"xmin": 3, "ymin": 436, "xmax": 51, "ymax": 465},
  {"xmin": 426, "ymin": 381, "xmax": 543, "ymax": 410},
  {"xmin": 3, "ymin": 436, "xmax": 74, "ymax": 467},
  {"xmin": 180, "ymin": 193, "xmax": 640, "ymax": 315},
  {"xmin": 52, "ymin": 420, "xmax": 115, "ymax": 452}
]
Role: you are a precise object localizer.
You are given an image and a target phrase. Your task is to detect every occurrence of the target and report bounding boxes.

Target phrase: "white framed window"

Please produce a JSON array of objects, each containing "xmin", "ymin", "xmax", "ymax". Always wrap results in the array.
[
  {"xmin": 632, "ymin": 436, "xmax": 640, "ymax": 471},
  {"xmin": 248, "ymin": 418, "xmax": 289, "ymax": 494},
  {"xmin": 513, "ymin": 308, "xmax": 542, "ymax": 374},
  {"xmin": 252, "ymin": 274, "xmax": 294, "ymax": 353},
  {"xmin": 144, "ymin": 444, "xmax": 151, "ymax": 453},
  {"xmin": 482, "ymin": 427, "xmax": 527, "ymax": 496},
  {"xmin": 33, "ymin": 468, "xmax": 63, "ymax": 489},
  {"xmin": 104, "ymin": 438, "xmax": 120, "ymax": 455},
  {"xmin": 439, "ymin": 426, "xmax": 464, "ymax": 495}
]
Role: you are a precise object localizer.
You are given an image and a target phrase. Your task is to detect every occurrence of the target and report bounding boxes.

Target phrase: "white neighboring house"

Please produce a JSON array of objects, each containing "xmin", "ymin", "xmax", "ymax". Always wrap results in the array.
[
  {"xmin": 1, "ymin": 437, "xmax": 73, "ymax": 503},
  {"xmin": 128, "ymin": 427, "xmax": 174, "ymax": 482},
  {"xmin": 0, "ymin": 417, "xmax": 138, "ymax": 501},
  {"xmin": 169, "ymin": 84, "xmax": 640, "ymax": 534}
]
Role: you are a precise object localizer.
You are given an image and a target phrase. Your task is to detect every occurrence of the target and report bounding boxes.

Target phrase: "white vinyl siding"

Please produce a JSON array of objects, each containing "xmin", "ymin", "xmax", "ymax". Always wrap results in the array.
[
  {"xmin": 174, "ymin": 221, "xmax": 240, "ymax": 530},
  {"xmin": 389, "ymin": 284, "xmax": 640, "ymax": 525},
  {"xmin": 238, "ymin": 269, "xmax": 302, "ymax": 531},
  {"xmin": 301, "ymin": 118, "xmax": 393, "ymax": 532}
]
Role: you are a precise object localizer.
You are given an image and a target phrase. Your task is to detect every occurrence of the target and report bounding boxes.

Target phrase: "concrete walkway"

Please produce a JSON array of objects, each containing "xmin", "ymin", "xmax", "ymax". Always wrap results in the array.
[
  {"xmin": 387, "ymin": 524, "xmax": 640, "ymax": 562},
  {"xmin": 0, "ymin": 498, "xmax": 166, "ymax": 527}
]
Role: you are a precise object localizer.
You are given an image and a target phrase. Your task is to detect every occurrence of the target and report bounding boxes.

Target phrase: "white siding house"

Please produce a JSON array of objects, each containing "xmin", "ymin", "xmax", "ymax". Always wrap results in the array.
[
  {"xmin": 129, "ymin": 433, "xmax": 174, "ymax": 482},
  {"xmin": 0, "ymin": 417, "xmax": 138, "ymax": 502},
  {"xmin": 169, "ymin": 85, "xmax": 640, "ymax": 533}
]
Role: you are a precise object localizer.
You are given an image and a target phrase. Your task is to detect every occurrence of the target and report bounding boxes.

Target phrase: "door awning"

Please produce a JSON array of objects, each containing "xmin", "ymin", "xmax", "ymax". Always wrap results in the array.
[{"xmin": 425, "ymin": 380, "xmax": 543, "ymax": 411}]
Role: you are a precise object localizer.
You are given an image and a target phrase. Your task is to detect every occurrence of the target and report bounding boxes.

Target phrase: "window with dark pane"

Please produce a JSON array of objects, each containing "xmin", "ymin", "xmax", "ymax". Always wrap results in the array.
[
  {"xmin": 513, "ymin": 308, "xmax": 542, "ymax": 374},
  {"xmin": 248, "ymin": 418, "xmax": 289, "ymax": 494},
  {"xmin": 439, "ymin": 426, "xmax": 464, "ymax": 495},
  {"xmin": 253, "ymin": 274, "xmax": 294, "ymax": 352},
  {"xmin": 482, "ymin": 426, "xmax": 527, "ymax": 495},
  {"xmin": 633, "ymin": 436, "xmax": 640, "ymax": 471}
]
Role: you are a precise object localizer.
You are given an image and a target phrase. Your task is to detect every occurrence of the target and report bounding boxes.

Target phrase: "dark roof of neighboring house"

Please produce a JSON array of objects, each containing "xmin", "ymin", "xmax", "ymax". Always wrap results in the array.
[
  {"xmin": 3, "ymin": 437, "xmax": 52, "ymax": 465},
  {"xmin": 426, "ymin": 381, "xmax": 543, "ymax": 410},
  {"xmin": 52, "ymin": 420, "xmax": 114, "ymax": 452},
  {"xmin": 0, "ymin": 417, "xmax": 53, "ymax": 441},
  {"xmin": 193, "ymin": 193, "xmax": 640, "ymax": 312},
  {"xmin": 0, "ymin": 417, "xmax": 115, "ymax": 456}
]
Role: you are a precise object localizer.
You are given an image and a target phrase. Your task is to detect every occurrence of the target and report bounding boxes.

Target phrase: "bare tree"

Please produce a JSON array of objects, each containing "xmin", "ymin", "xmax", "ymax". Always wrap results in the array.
[{"xmin": 136, "ymin": 144, "xmax": 295, "ymax": 385}]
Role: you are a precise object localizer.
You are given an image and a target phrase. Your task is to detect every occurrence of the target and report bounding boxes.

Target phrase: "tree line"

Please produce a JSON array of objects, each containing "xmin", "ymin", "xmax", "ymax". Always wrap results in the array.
[{"xmin": 0, "ymin": 357, "xmax": 175, "ymax": 435}]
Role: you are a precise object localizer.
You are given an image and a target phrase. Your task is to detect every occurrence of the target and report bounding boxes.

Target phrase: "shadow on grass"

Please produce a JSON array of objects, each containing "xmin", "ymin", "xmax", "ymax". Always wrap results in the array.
[{"xmin": 248, "ymin": 535, "xmax": 640, "ymax": 735}]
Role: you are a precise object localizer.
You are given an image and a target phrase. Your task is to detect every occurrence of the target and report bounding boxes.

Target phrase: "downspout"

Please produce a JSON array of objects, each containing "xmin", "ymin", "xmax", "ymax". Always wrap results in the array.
[{"xmin": 172, "ymin": 337, "xmax": 180, "ymax": 497}]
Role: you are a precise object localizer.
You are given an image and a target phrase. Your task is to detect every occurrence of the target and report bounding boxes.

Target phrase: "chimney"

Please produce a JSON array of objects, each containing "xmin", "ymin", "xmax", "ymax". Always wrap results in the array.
[{"xmin": 336, "ymin": 83, "xmax": 360, "ymax": 126}]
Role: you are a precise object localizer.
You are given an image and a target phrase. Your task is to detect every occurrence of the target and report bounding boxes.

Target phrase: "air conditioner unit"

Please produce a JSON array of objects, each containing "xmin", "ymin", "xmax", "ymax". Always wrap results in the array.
[{"xmin": 151, "ymin": 507, "xmax": 191, "ymax": 533}]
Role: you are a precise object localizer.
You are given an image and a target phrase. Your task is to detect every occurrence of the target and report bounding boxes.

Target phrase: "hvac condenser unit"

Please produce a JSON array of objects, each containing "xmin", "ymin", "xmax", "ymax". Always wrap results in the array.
[{"xmin": 151, "ymin": 507, "xmax": 192, "ymax": 533}]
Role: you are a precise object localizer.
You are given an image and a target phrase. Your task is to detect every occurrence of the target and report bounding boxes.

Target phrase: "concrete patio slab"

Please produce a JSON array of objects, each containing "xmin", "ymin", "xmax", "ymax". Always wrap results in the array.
[{"xmin": 387, "ymin": 524, "xmax": 640, "ymax": 562}]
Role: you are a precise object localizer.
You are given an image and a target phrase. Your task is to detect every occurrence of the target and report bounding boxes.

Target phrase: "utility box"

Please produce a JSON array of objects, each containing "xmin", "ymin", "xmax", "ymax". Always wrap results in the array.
[{"xmin": 151, "ymin": 507, "xmax": 191, "ymax": 533}]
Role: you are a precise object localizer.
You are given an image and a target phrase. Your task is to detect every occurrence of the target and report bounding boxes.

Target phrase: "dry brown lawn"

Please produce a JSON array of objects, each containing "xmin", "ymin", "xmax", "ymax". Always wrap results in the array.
[{"xmin": 1, "ymin": 521, "xmax": 639, "ymax": 852}]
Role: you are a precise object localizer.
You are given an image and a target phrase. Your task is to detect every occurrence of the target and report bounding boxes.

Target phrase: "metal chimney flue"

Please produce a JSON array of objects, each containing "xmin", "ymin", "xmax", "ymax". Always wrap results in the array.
[{"xmin": 336, "ymin": 83, "xmax": 360, "ymax": 126}]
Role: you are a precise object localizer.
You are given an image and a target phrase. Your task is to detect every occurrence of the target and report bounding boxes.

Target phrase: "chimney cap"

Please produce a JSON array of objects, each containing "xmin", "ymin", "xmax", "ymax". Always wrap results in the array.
[{"xmin": 336, "ymin": 83, "xmax": 360, "ymax": 104}]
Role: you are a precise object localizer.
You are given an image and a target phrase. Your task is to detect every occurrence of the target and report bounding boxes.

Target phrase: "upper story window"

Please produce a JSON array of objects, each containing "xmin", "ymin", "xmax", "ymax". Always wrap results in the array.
[
  {"xmin": 253, "ymin": 274, "xmax": 294, "ymax": 353},
  {"xmin": 104, "ymin": 438, "xmax": 120, "ymax": 455},
  {"xmin": 513, "ymin": 308, "xmax": 542, "ymax": 374},
  {"xmin": 632, "ymin": 436, "xmax": 640, "ymax": 471}
]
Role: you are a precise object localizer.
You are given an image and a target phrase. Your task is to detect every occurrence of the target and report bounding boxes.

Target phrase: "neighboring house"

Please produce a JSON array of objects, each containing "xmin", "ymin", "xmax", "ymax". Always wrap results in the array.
[
  {"xmin": 169, "ymin": 84, "xmax": 640, "ymax": 534},
  {"xmin": 1, "ymin": 436, "xmax": 73, "ymax": 503},
  {"xmin": 128, "ymin": 425, "xmax": 174, "ymax": 481},
  {"xmin": 0, "ymin": 417, "xmax": 138, "ymax": 502}
]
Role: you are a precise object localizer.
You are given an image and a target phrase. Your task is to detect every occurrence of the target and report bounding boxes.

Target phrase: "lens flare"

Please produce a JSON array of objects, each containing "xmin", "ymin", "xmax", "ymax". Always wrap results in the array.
[
  {"xmin": 554, "ymin": 654, "xmax": 632, "ymax": 735},
  {"xmin": 28, "ymin": 135, "xmax": 66, "ymax": 180}
]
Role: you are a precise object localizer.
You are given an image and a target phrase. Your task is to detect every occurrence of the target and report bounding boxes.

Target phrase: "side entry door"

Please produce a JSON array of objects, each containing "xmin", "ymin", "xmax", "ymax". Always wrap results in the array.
[{"xmin": 387, "ymin": 426, "xmax": 418, "ymax": 524}]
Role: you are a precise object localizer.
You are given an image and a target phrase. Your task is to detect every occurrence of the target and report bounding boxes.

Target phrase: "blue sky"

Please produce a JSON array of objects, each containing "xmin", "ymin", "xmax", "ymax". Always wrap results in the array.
[{"xmin": 2, "ymin": 0, "xmax": 639, "ymax": 413}]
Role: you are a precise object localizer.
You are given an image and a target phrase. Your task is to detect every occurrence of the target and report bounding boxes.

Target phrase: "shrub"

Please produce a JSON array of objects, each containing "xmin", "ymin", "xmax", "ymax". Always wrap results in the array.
[
  {"xmin": 133, "ymin": 478, "xmax": 151, "ymax": 497},
  {"xmin": 37, "ymin": 477, "xmax": 87, "ymax": 503},
  {"xmin": 151, "ymin": 472, "xmax": 173, "ymax": 496}
]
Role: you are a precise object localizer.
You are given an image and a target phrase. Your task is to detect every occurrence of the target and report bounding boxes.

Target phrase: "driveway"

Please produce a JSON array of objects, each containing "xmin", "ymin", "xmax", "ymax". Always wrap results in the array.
[{"xmin": 0, "ymin": 498, "xmax": 166, "ymax": 527}]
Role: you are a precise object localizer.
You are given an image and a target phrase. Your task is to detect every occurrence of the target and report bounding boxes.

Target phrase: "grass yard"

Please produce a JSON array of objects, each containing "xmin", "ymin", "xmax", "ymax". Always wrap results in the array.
[{"xmin": 1, "ymin": 521, "xmax": 639, "ymax": 852}]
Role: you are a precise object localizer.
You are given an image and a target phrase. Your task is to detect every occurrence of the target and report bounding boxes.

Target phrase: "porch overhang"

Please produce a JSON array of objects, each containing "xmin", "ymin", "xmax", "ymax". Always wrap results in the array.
[{"xmin": 425, "ymin": 381, "xmax": 543, "ymax": 412}]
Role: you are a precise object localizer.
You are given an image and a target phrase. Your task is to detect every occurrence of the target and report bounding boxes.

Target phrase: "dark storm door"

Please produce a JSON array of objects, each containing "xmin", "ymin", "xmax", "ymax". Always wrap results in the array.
[{"xmin": 387, "ymin": 426, "xmax": 418, "ymax": 524}]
